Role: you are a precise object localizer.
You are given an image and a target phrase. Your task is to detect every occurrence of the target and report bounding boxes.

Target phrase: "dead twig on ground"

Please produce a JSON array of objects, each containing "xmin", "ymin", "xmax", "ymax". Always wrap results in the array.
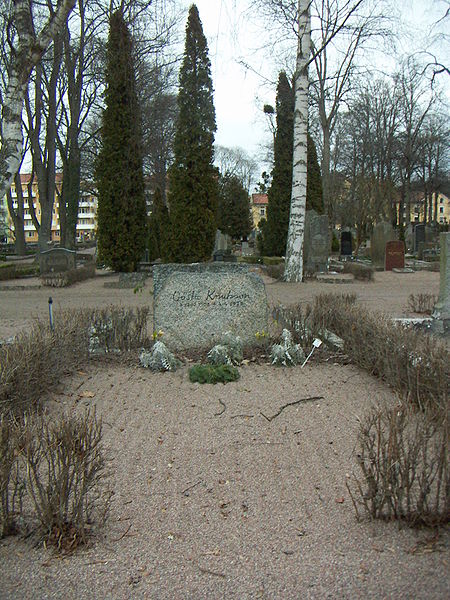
[
  {"xmin": 260, "ymin": 396, "xmax": 324, "ymax": 422},
  {"xmin": 197, "ymin": 564, "xmax": 226, "ymax": 578},
  {"xmin": 110, "ymin": 523, "xmax": 132, "ymax": 542},
  {"xmin": 182, "ymin": 480, "xmax": 202, "ymax": 496},
  {"xmin": 214, "ymin": 399, "xmax": 226, "ymax": 416}
]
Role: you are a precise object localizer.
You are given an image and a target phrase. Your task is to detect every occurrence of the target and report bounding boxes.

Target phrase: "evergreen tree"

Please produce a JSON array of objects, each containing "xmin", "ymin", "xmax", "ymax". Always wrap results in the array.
[
  {"xmin": 264, "ymin": 72, "xmax": 294, "ymax": 257},
  {"xmin": 95, "ymin": 11, "xmax": 147, "ymax": 272},
  {"xmin": 217, "ymin": 173, "xmax": 252, "ymax": 239},
  {"xmin": 263, "ymin": 71, "xmax": 323, "ymax": 256},
  {"xmin": 165, "ymin": 5, "xmax": 218, "ymax": 262},
  {"xmin": 148, "ymin": 187, "xmax": 169, "ymax": 260},
  {"xmin": 307, "ymin": 135, "xmax": 324, "ymax": 214}
]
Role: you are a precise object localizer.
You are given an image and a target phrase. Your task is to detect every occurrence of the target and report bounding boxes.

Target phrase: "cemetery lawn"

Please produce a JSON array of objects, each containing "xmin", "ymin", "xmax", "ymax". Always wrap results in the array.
[{"xmin": 0, "ymin": 269, "xmax": 448, "ymax": 598}]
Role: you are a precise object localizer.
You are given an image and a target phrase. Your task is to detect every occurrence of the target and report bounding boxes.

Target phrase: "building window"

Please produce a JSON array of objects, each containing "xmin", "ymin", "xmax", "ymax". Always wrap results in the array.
[
  {"xmin": 260, "ymin": 207, "xmax": 266, "ymax": 216},
  {"xmin": 440, "ymin": 206, "xmax": 444, "ymax": 213}
]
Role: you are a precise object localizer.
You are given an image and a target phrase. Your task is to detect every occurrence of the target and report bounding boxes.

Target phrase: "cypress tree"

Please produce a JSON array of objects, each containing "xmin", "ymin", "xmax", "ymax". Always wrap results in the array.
[
  {"xmin": 148, "ymin": 187, "xmax": 169, "ymax": 260},
  {"xmin": 263, "ymin": 71, "xmax": 323, "ymax": 256},
  {"xmin": 217, "ymin": 173, "xmax": 252, "ymax": 239},
  {"xmin": 264, "ymin": 72, "xmax": 294, "ymax": 257},
  {"xmin": 95, "ymin": 11, "xmax": 147, "ymax": 272},
  {"xmin": 164, "ymin": 5, "xmax": 218, "ymax": 263},
  {"xmin": 307, "ymin": 135, "xmax": 324, "ymax": 214}
]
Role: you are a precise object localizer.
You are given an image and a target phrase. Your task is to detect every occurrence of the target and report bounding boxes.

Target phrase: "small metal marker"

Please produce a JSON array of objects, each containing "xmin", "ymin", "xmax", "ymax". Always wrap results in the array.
[
  {"xmin": 301, "ymin": 338, "xmax": 322, "ymax": 368},
  {"xmin": 48, "ymin": 297, "xmax": 54, "ymax": 331}
]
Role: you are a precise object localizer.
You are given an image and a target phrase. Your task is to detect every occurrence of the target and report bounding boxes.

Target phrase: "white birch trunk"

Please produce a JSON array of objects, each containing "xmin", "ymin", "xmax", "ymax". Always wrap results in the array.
[
  {"xmin": 0, "ymin": 0, "xmax": 75, "ymax": 202},
  {"xmin": 284, "ymin": 0, "xmax": 311, "ymax": 282}
]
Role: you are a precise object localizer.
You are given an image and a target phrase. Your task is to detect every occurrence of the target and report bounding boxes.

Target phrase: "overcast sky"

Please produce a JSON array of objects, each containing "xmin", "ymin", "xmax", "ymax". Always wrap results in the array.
[{"xmin": 179, "ymin": 0, "xmax": 450, "ymax": 174}]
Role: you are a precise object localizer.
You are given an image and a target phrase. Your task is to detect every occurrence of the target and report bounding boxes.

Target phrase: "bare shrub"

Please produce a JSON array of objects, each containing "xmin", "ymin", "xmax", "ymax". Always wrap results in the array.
[
  {"xmin": 0, "ymin": 310, "xmax": 93, "ymax": 416},
  {"xmin": 408, "ymin": 293, "xmax": 437, "ymax": 315},
  {"xmin": 0, "ymin": 416, "xmax": 24, "ymax": 537},
  {"xmin": 22, "ymin": 410, "xmax": 110, "ymax": 550},
  {"xmin": 89, "ymin": 307, "xmax": 150, "ymax": 353},
  {"xmin": 342, "ymin": 262, "xmax": 374, "ymax": 281},
  {"xmin": 308, "ymin": 294, "xmax": 448, "ymax": 411},
  {"xmin": 265, "ymin": 263, "xmax": 284, "ymax": 280},
  {"xmin": 0, "ymin": 307, "xmax": 150, "ymax": 416},
  {"xmin": 40, "ymin": 263, "xmax": 96, "ymax": 287},
  {"xmin": 347, "ymin": 400, "xmax": 449, "ymax": 526}
]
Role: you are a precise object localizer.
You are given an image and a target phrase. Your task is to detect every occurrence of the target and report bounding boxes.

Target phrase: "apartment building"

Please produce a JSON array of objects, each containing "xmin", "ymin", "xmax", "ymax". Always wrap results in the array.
[
  {"xmin": 5, "ymin": 174, "xmax": 97, "ymax": 244},
  {"xmin": 251, "ymin": 193, "xmax": 268, "ymax": 229}
]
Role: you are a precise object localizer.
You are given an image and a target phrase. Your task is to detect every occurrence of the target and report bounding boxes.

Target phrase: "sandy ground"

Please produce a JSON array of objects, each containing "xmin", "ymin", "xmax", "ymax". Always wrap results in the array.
[{"xmin": 0, "ymin": 269, "xmax": 448, "ymax": 599}]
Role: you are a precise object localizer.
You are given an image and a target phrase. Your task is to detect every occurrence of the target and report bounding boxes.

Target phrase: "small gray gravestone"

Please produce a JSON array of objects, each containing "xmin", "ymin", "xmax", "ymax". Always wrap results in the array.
[
  {"xmin": 213, "ymin": 229, "xmax": 231, "ymax": 261},
  {"xmin": 432, "ymin": 233, "xmax": 450, "ymax": 332},
  {"xmin": 405, "ymin": 224, "xmax": 414, "ymax": 253},
  {"xmin": 39, "ymin": 248, "xmax": 76, "ymax": 275},
  {"xmin": 153, "ymin": 263, "xmax": 268, "ymax": 350},
  {"xmin": 414, "ymin": 224, "xmax": 425, "ymax": 253},
  {"xmin": 304, "ymin": 210, "xmax": 329, "ymax": 273},
  {"xmin": 340, "ymin": 231, "xmax": 353, "ymax": 257},
  {"xmin": 371, "ymin": 222, "xmax": 396, "ymax": 268}
]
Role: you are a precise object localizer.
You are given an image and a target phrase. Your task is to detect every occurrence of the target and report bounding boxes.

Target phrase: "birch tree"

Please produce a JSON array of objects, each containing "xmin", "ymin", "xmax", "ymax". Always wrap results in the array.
[
  {"xmin": 284, "ymin": 0, "xmax": 311, "ymax": 282},
  {"xmin": 0, "ymin": 0, "xmax": 76, "ymax": 203}
]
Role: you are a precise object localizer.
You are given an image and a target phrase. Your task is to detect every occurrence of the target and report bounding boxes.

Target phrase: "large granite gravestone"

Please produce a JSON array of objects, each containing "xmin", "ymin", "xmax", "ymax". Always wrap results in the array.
[
  {"xmin": 414, "ymin": 224, "xmax": 425, "ymax": 253},
  {"xmin": 371, "ymin": 222, "xmax": 396, "ymax": 268},
  {"xmin": 153, "ymin": 263, "xmax": 268, "ymax": 350},
  {"xmin": 340, "ymin": 231, "xmax": 352, "ymax": 257},
  {"xmin": 303, "ymin": 210, "xmax": 329, "ymax": 273},
  {"xmin": 385, "ymin": 240, "xmax": 405, "ymax": 271},
  {"xmin": 39, "ymin": 248, "xmax": 76, "ymax": 275},
  {"xmin": 432, "ymin": 233, "xmax": 450, "ymax": 332}
]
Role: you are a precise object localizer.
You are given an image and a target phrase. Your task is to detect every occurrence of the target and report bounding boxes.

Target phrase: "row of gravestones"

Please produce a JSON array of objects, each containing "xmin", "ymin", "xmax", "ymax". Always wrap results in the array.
[
  {"xmin": 153, "ymin": 232, "xmax": 450, "ymax": 349},
  {"xmin": 339, "ymin": 222, "xmax": 441, "ymax": 270}
]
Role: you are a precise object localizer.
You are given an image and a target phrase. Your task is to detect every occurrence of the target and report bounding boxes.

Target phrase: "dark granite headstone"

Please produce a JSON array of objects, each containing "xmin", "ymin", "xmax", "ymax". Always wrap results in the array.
[
  {"xmin": 385, "ymin": 241, "xmax": 405, "ymax": 271},
  {"xmin": 340, "ymin": 231, "xmax": 353, "ymax": 256},
  {"xmin": 304, "ymin": 210, "xmax": 329, "ymax": 273},
  {"xmin": 414, "ymin": 224, "xmax": 425, "ymax": 253},
  {"xmin": 39, "ymin": 248, "xmax": 76, "ymax": 275}
]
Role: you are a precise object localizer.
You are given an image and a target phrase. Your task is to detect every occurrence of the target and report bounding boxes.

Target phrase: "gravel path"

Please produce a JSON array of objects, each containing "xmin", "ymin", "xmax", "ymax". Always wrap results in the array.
[{"xmin": 0, "ymin": 269, "xmax": 448, "ymax": 599}]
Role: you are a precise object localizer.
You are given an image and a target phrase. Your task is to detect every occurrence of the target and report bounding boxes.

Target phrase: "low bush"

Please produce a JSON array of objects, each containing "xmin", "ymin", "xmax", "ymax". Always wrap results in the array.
[
  {"xmin": 347, "ymin": 400, "xmax": 448, "ymax": 526},
  {"xmin": 0, "ymin": 416, "xmax": 24, "ymax": 537},
  {"xmin": 342, "ymin": 261, "xmax": 374, "ymax": 281},
  {"xmin": 262, "ymin": 256, "xmax": 284, "ymax": 266},
  {"xmin": 239, "ymin": 256, "xmax": 261, "ymax": 264},
  {"xmin": 22, "ymin": 410, "xmax": 109, "ymax": 550},
  {"xmin": 408, "ymin": 293, "xmax": 437, "ymax": 315},
  {"xmin": 189, "ymin": 364, "xmax": 240, "ymax": 384},
  {"xmin": 0, "ymin": 264, "xmax": 16, "ymax": 280},
  {"xmin": 40, "ymin": 262, "xmax": 96, "ymax": 287},
  {"xmin": 308, "ymin": 294, "xmax": 448, "ymax": 411},
  {"xmin": 265, "ymin": 263, "xmax": 284, "ymax": 280},
  {"xmin": 0, "ymin": 307, "xmax": 150, "ymax": 416}
]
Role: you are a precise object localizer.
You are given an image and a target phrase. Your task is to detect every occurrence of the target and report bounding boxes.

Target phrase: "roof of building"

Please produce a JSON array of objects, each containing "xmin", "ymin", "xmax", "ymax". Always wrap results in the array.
[{"xmin": 251, "ymin": 193, "xmax": 268, "ymax": 205}]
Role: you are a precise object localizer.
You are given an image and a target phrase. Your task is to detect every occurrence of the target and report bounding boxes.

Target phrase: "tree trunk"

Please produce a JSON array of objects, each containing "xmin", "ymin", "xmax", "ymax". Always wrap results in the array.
[
  {"xmin": 284, "ymin": 0, "xmax": 311, "ymax": 283},
  {"xmin": 321, "ymin": 124, "xmax": 331, "ymax": 221},
  {"xmin": 5, "ymin": 173, "xmax": 26, "ymax": 255},
  {"xmin": 0, "ymin": 0, "xmax": 76, "ymax": 201}
]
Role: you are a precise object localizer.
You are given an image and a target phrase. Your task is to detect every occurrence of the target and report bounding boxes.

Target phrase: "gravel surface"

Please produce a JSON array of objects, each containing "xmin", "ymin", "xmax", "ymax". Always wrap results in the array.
[{"xmin": 0, "ymin": 269, "xmax": 448, "ymax": 599}]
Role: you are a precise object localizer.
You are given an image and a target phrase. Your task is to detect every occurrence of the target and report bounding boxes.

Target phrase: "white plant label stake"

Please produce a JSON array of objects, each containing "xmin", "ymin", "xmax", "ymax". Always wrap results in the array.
[{"xmin": 301, "ymin": 338, "xmax": 322, "ymax": 368}]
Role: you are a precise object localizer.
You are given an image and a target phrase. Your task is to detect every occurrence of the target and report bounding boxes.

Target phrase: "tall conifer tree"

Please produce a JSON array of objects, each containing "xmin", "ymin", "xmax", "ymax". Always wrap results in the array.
[
  {"xmin": 95, "ymin": 11, "xmax": 146, "ymax": 272},
  {"xmin": 165, "ymin": 4, "xmax": 218, "ymax": 262},
  {"xmin": 263, "ymin": 71, "xmax": 323, "ymax": 256},
  {"xmin": 264, "ymin": 72, "xmax": 294, "ymax": 257},
  {"xmin": 217, "ymin": 173, "xmax": 252, "ymax": 239}
]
